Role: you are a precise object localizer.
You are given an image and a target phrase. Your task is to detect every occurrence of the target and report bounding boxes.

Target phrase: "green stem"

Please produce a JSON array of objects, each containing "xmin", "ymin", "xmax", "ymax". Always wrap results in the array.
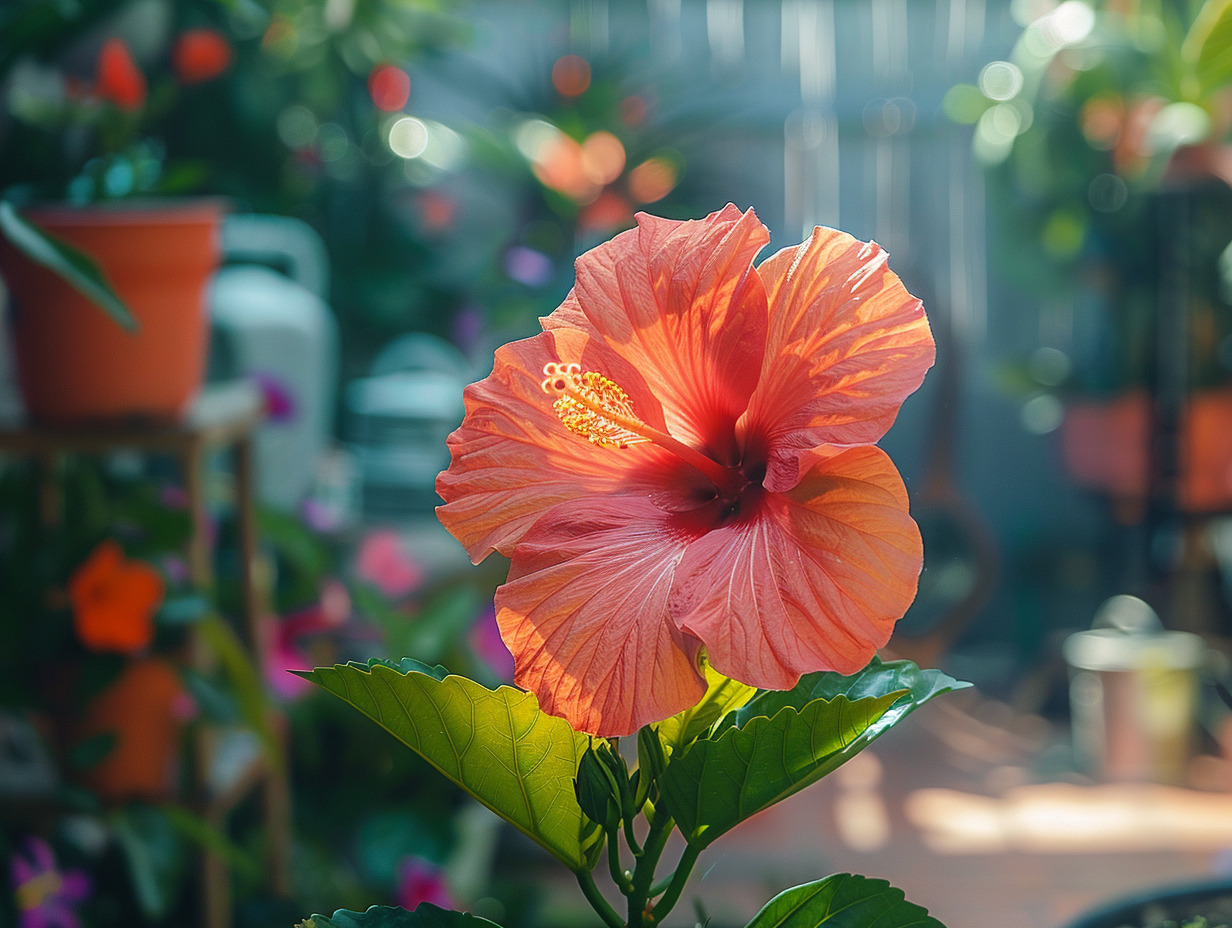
[
  {"xmin": 626, "ymin": 811, "xmax": 674, "ymax": 927},
  {"xmin": 576, "ymin": 868, "xmax": 625, "ymax": 928},
  {"xmin": 648, "ymin": 842, "xmax": 703, "ymax": 924},
  {"xmin": 622, "ymin": 811, "xmax": 644, "ymax": 858},
  {"xmin": 607, "ymin": 824, "xmax": 632, "ymax": 893}
]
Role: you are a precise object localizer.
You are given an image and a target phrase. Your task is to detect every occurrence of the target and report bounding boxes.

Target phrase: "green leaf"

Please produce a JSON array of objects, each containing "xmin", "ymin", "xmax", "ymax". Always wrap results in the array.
[
  {"xmin": 727, "ymin": 658, "xmax": 968, "ymax": 734},
  {"xmin": 388, "ymin": 585, "xmax": 484, "ymax": 666},
  {"xmin": 744, "ymin": 874, "xmax": 945, "ymax": 928},
  {"xmin": 0, "ymin": 200, "xmax": 138, "ymax": 331},
  {"xmin": 660, "ymin": 659, "xmax": 968, "ymax": 848},
  {"xmin": 655, "ymin": 661, "xmax": 757, "ymax": 756},
  {"xmin": 659, "ymin": 692, "xmax": 902, "ymax": 848},
  {"xmin": 300, "ymin": 904, "xmax": 503, "ymax": 928},
  {"xmin": 158, "ymin": 803, "xmax": 261, "ymax": 882},
  {"xmin": 304, "ymin": 660, "xmax": 604, "ymax": 872},
  {"xmin": 110, "ymin": 805, "xmax": 187, "ymax": 919},
  {"xmin": 1182, "ymin": 0, "xmax": 1232, "ymax": 98},
  {"xmin": 66, "ymin": 732, "xmax": 115, "ymax": 771}
]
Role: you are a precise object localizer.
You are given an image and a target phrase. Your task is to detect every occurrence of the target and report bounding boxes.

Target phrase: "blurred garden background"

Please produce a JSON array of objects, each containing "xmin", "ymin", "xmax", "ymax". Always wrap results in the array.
[{"xmin": 2, "ymin": 0, "xmax": 1232, "ymax": 926}]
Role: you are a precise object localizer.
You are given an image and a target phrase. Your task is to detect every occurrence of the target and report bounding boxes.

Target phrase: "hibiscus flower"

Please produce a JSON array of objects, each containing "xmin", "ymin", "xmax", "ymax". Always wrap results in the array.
[
  {"xmin": 436, "ymin": 205, "xmax": 934, "ymax": 736},
  {"xmin": 68, "ymin": 540, "xmax": 164, "ymax": 654}
]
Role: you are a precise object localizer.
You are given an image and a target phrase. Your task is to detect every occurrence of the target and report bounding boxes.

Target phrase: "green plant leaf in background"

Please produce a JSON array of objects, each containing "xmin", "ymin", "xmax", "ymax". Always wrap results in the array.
[
  {"xmin": 0, "ymin": 200, "xmax": 137, "ymax": 331},
  {"xmin": 299, "ymin": 903, "xmax": 503, "ymax": 928},
  {"xmin": 1182, "ymin": 0, "xmax": 1232, "ymax": 99},
  {"xmin": 109, "ymin": 805, "xmax": 188, "ymax": 919},
  {"xmin": 303, "ymin": 660, "xmax": 604, "ymax": 872},
  {"xmin": 659, "ymin": 659, "xmax": 968, "ymax": 848},
  {"xmin": 744, "ymin": 874, "xmax": 945, "ymax": 928}
]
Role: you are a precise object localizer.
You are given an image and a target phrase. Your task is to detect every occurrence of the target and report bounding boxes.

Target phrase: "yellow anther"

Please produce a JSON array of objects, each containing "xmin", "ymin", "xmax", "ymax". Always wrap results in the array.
[
  {"xmin": 541, "ymin": 363, "xmax": 649, "ymax": 448},
  {"xmin": 537, "ymin": 360, "xmax": 734, "ymax": 490}
]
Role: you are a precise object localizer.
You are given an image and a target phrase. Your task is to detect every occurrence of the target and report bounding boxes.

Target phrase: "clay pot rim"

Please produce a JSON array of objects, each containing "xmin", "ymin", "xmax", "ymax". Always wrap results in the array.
[{"xmin": 19, "ymin": 197, "xmax": 230, "ymax": 228}]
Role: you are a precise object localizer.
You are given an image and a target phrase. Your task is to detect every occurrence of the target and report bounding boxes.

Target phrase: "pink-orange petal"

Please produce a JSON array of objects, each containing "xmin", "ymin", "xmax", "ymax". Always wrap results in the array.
[
  {"xmin": 497, "ymin": 497, "xmax": 706, "ymax": 736},
  {"xmin": 745, "ymin": 227, "xmax": 935, "ymax": 493},
  {"xmin": 436, "ymin": 326, "xmax": 676, "ymax": 563},
  {"xmin": 670, "ymin": 445, "xmax": 922, "ymax": 689},
  {"xmin": 549, "ymin": 205, "xmax": 770, "ymax": 460}
]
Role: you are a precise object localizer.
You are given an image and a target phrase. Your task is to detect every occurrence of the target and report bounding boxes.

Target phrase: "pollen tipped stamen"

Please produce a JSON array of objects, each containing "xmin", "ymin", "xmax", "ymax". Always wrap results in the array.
[
  {"xmin": 540, "ymin": 363, "xmax": 650, "ymax": 449},
  {"xmin": 540, "ymin": 361, "xmax": 734, "ymax": 489}
]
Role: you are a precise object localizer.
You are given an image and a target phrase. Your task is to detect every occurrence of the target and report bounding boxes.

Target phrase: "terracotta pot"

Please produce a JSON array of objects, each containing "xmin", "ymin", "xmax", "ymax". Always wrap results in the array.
[
  {"xmin": 0, "ymin": 199, "xmax": 224, "ymax": 424},
  {"xmin": 76, "ymin": 656, "xmax": 188, "ymax": 801},
  {"xmin": 1061, "ymin": 388, "xmax": 1232, "ymax": 514}
]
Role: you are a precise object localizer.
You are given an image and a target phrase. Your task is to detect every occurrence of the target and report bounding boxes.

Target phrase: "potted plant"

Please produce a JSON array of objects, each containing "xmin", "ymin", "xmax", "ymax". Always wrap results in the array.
[
  {"xmin": 950, "ymin": 0, "xmax": 1232, "ymax": 515},
  {"xmin": 1062, "ymin": 876, "xmax": 1232, "ymax": 928},
  {"xmin": 0, "ymin": 7, "xmax": 235, "ymax": 423}
]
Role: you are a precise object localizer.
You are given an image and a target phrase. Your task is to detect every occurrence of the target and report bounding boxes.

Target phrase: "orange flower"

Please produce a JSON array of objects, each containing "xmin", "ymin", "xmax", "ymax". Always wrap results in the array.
[
  {"xmin": 96, "ymin": 37, "xmax": 146, "ymax": 112},
  {"xmin": 436, "ymin": 205, "xmax": 934, "ymax": 736},
  {"xmin": 69, "ymin": 540, "xmax": 164, "ymax": 654},
  {"xmin": 171, "ymin": 29, "xmax": 233, "ymax": 85}
]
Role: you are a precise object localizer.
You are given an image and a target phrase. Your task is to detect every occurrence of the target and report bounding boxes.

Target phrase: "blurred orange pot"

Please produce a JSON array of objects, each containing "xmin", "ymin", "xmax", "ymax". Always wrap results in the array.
[
  {"xmin": 1061, "ymin": 388, "xmax": 1232, "ymax": 516},
  {"xmin": 0, "ymin": 200, "xmax": 223, "ymax": 424},
  {"xmin": 77, "ymin": 657, "xmax": 188, "ymax": 801}
]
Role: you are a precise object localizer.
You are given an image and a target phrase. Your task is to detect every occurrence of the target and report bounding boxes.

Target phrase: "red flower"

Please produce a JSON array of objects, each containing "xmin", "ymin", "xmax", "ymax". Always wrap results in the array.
[
  {"xmin": 96, "ymin": 38, "xmax": 146, "ymax": 112},
  {"xmin": 171, "ymin": 29, "xmax": 233, "ymax": 85},
  {"xmin": 436, "ymin": 206, "xmax": 934, "ymax": 736},
  {"xmin": 69, "ymin": 541, "xmax": 164, "ymax": 654}
]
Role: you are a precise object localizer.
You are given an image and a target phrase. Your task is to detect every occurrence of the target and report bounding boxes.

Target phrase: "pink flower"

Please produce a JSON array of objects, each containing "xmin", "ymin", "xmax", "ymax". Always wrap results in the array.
[
  {"xmin": 356, "ymin": 530, "xmax": 424, "ymax": 599},
  {"xmin": 395, "ymin": 858, "xmax": 453, "ymax": 912},
  {"xmin": 436, "ymin": 206, "xmax": 934, "ymax": 736}
]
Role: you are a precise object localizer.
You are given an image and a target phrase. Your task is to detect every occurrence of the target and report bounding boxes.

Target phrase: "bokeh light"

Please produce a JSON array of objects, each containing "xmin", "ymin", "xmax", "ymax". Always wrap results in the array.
[
  {"xmin": 1088, "ymin": 173, "xmax": 1128, "ymax": 213},
  {"xmin": 580, "ymin": 132, "xmax": 626, "ymax": 186},
  {"xmin": 277, "ymin": 105, "xmax": 318, "ymax": 149},
  {"xmin": 628, "ymin": 157, "xmax": 679, "ymax": 203},
  {"xmin": 1038, "ymin": 0, "xmax": 1096, "ymax": 48},
  {"xmin": 1080, "ymin": 96, "xmax": 1123, "ymax": 149},
  {"xmin": 369, "ymin": 65, "xmax": 411, "ymax": 112},
  {"xmin": 388, "ymin": 116, "xmax": 429, "ymax": 159},
  {"xmin": 978, "ymin": 61, "xmax": 1024, "ymax": 101},
  {"xmin": 552, "ymin": 54, "xmax": 591, "ymax": 97}
]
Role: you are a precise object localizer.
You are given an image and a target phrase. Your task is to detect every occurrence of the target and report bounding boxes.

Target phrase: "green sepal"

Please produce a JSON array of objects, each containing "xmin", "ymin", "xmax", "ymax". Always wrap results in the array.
[
  {"xmin": 744, "ymin": 874, "xmax": 945, "ymax": 928},
  {"xmin": 299, "ymin": 903, "xmax": 503, "ymax": 928},
  {"xmin": 302, "ymin": 659, "xmax": 604, "ymax": 872},
  {"xmin": 0, "ymin": 200, "xmax": 138, "ymax": 331},
  {"xmin": 659, "ymin": 659, "xmax": 968, "ymax": 848},
  {"xmin": 633, "ymin": 725, "xmax": 668, "ymax": 810},
  {"xmin": 575, "ymin": 745, "xmax": 621, "ymax": 832}
]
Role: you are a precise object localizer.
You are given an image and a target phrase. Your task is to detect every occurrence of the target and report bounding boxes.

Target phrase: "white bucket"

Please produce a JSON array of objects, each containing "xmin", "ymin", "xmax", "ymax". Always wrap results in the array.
[{"xmin": 1064, "ymin": 620, "xmax": 1206, "ymax": 783}]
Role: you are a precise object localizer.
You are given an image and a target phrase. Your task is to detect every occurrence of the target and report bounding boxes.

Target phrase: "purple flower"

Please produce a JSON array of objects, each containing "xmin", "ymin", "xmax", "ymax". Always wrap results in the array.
[
  {"xmin": 503, "ymin": 246, "xmax": 553, "ymax": 287},
  {"xmin": 251, "ymin": 371, "xmax": 297, "ymax": 423},
  {"xmin": 11, "ymin": 838, "xmax": 91, "ymax": 928},
  {"xmin": 468, "ymin": 605, "xmax": 514, "ymax": 682}
]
